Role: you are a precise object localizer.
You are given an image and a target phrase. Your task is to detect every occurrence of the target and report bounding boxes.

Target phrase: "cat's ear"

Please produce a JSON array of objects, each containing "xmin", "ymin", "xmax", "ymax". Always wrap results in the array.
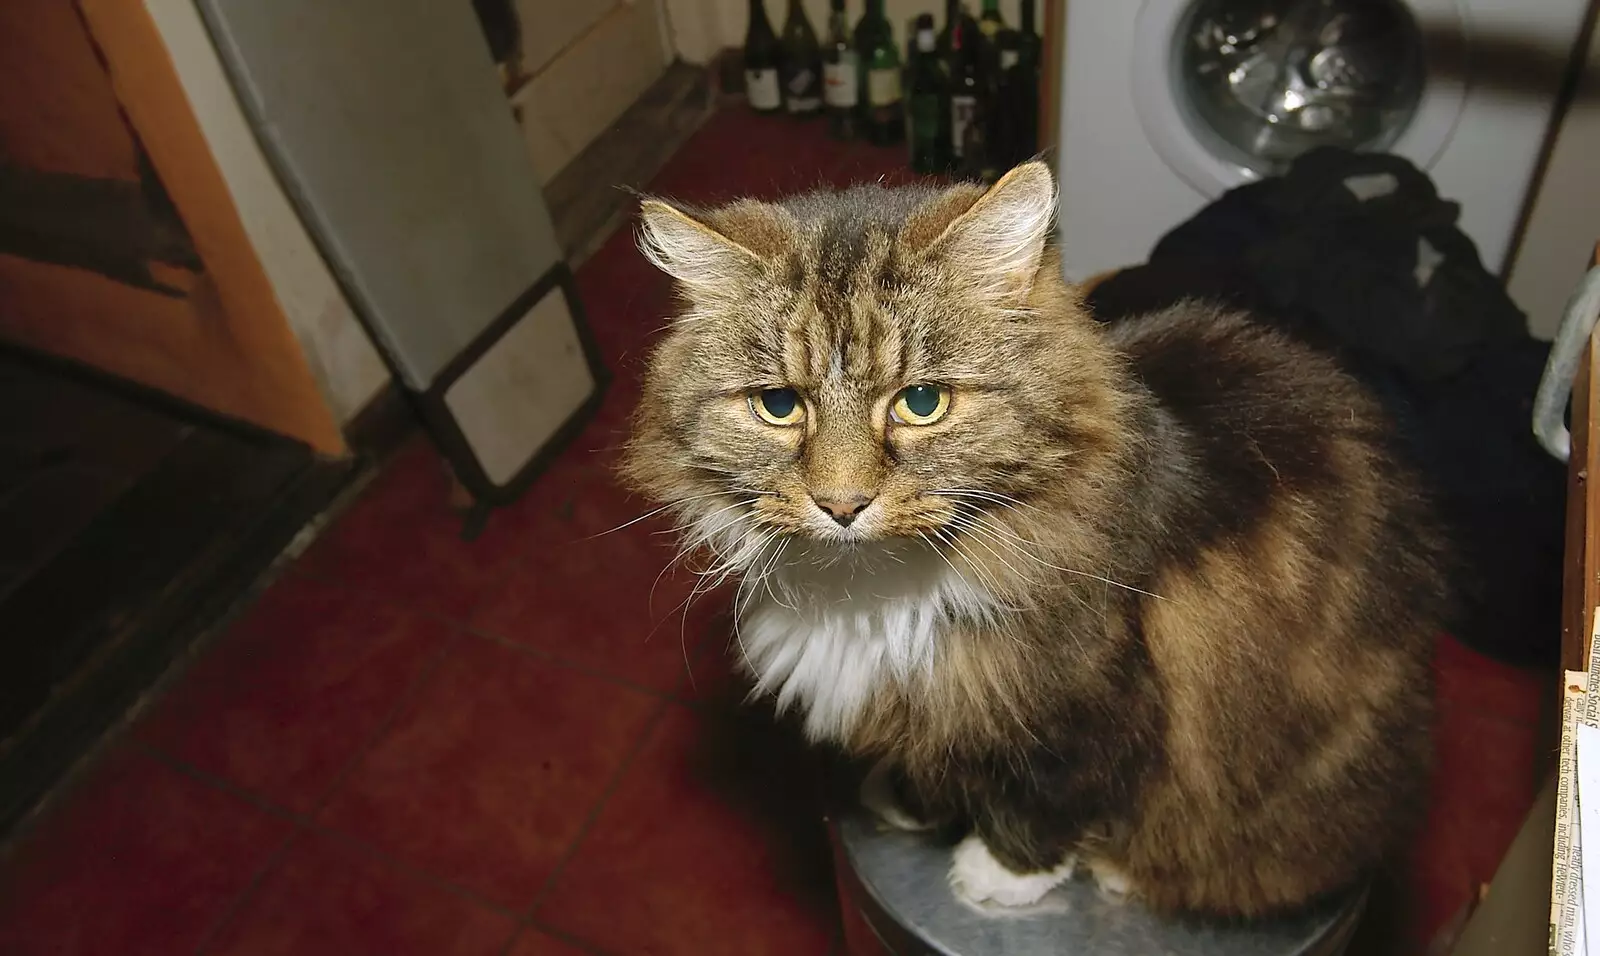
[
  {"xmin": 922, "ymin": 161, "xmax": 1057, "ymax": 301},
  {"xmin": 637, "ymin": 199, "xmax": 765, "ymax": 299}
]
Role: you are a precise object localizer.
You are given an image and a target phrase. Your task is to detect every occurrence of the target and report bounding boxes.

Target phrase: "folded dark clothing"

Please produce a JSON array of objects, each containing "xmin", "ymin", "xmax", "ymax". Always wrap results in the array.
[{"xmin": 1082, "ymin": 148, "xmax": 1562, "ymax": 668}]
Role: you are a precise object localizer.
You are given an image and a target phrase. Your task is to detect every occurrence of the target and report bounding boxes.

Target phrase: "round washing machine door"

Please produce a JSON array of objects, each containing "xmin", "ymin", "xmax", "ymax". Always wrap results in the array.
[{"xmin": 1131, "ymin": 0, "xmax": 1469, "ymax": 197}]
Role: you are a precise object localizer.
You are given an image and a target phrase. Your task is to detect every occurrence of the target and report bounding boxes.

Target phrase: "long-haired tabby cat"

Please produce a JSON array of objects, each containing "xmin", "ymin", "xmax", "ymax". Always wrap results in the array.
[{"xmin": 621, "ymin": 161, "xmax": 1449, "ymax": 919}]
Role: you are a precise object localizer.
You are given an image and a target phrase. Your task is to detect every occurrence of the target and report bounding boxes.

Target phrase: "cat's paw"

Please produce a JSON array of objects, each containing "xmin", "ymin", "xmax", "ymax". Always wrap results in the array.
[
  {"xmin": 948, "ymin": 834, "xmax": 1076, "ymax": 909},
  {"xmin": 860, "ymin": 759, "xmax": 933, "ymax": 832},
  {"xmin": 1085, "ymin": 858, "xmax": 1137, "ymax": 903}
]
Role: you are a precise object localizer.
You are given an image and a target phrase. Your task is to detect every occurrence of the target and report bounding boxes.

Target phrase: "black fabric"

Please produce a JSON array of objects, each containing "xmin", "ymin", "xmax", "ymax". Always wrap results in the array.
[{"xmin": 1085, "ymin": 147, "xmax": 1563, "ymax": 668}]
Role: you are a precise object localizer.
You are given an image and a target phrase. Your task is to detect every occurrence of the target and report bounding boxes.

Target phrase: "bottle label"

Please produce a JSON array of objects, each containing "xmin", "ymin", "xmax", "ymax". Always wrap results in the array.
[
  {"xmin": 784, "ymin": 67, "xmax": 821, "ymax": 113},
  {"xmin": 823, "ymin": 56, "xmax": 858, "ymax": 108},
  {"xmin": 868, "ymin": 67, "xmax": 901, "ymax": 107},
  {"xmin": 1001, "ymin": 50, "xmax": 1020, "ymax": 70},
  {"xmin": 951, "ymin": 94, "xmax": 976, "ymax": 157},
  {"xmin": 746, "ymin": 68, "xmax": 781, "ymax": 110}
]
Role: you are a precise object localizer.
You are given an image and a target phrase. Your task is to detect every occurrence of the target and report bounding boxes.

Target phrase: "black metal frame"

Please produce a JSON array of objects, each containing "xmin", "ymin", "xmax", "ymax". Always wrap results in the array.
[{"xmin": 403, "ymin": 260, "xmax": 610, "ymax": 539}]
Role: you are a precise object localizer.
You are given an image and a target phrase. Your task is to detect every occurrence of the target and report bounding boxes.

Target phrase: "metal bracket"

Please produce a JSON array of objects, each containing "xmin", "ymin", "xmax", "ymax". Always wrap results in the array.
[{"xmin": 1534, "ymin": 265, "xmax": 1600, "ymax": 463}]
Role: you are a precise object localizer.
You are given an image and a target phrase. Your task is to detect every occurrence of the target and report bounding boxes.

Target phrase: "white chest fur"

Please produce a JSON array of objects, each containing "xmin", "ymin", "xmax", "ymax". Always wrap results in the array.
[{"xmin": 736, "ymin": 544, "xmax": 996, "ymax": 742}]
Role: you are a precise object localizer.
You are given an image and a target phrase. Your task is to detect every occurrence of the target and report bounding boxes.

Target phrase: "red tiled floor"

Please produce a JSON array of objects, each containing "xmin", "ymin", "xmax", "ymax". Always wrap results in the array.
[
  {"xmin": 0, "ymin": 748, "xmax": 291, "ymax": 956},
  {"xmin": 1433, "ymin": 631, "xmax": 1549, "ymax": 727},
  {"xmin": 316, "ymin": 635, "xmax": 662, "ymax": 910},
  {"xmin": 1404, "ymin": 692, "xmax": 1543, "ymax": 947},
  {"xmin": 535, "ymin": 706, "xmax": 837, "ymax": 956},
  {"xmin": 295, "ymin": 438, "xmax": 533, "ymax": 620},
  {"xmin": 472, "ymin": 528, "xmax": 732, "ymax": 694},
  {"xmin": 138, "ymin": 575, "xmax": 455, "ymax": 813},
  {"xmin": 205, "ymin": 830, "xmax": 516, "ymax": 956}
]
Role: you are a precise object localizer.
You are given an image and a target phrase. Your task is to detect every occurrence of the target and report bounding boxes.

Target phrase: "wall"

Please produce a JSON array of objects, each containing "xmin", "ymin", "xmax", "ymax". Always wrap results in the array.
[
  {"xmin": 1507, "ymin": 16, "xmax": 1600, "ymax": 340},
  {"xmin": 510, "ymin": 0, "xmax": 676, "ymax": 183},
  {"xmin": 664, "ymin": 0, "xmax": 1040, "ymax": 65},
  {"xmin": 145, "ymin": 0, "xmax": 391, "ymax": 426}
]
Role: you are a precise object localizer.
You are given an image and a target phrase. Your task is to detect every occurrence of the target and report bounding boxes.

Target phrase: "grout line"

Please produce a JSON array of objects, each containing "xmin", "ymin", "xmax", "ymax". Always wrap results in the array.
[
  {"xmin": 299, "ymin": 822, "xmax": 521, "ymax": 919},
  {"xmin": 189, "ymin": 824, "xmax": 299, "ymax": 956},
  {"xmin": 133, "ymin": 744, "xmax": 304, "ymax": 956},
  {"xmin": 520, "ymin": 697, "xmax": 673, "ymax": 920},
  {"xmin": 136, "ymin": 742, "xmax": 303, "ymax": 826},
  {"xmin": 271, "ymin": 568, "xmax": 739, "ymax": 711},
  {"xmin": 147, "ymin": 629, "xmax": 489, "ymax": 954},
  {"xmin": 139, "ymin": 742, "xmax": 526, "ymax": 924},
  {"xmin": 303, "ymin": 631, "xmax": 462, "ymax": 812},
  {"xmin": 502, "ymin": 919, "xmax": 622, "ymax": 956}
]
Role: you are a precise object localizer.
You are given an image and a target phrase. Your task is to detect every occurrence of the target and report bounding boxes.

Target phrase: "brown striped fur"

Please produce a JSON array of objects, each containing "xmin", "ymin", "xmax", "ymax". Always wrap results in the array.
[{"xmin": 621, "ymin": 162, "xmax": 1448, "ymax": 919}]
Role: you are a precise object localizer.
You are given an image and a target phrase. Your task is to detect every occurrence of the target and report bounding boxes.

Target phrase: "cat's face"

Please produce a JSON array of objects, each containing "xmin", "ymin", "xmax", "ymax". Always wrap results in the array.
[{"xmin": 623, "ymin": 164, "xmax": 1118, "ymax": 568}]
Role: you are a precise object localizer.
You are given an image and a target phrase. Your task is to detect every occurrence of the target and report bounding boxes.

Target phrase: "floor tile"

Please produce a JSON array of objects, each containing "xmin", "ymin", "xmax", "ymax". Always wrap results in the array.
[
  {"xmin": 678, "ymin": 633, "xmax": 766, "ymax": 716},
  {"xmin": 296, "ymin": 439, "xmax": 531, "ymax": 620},
  {"xmin": 316, "ymin": 635, "xmax": 662, "ymax": 909},
  {"xmin": 139, "ymin": 575, "xmax": 454, "ymax": 813},
  {"xmin": 205, "ymin": 830, "xmax": 516, "ymax": 956},
  {"xmin": 471, "ymin": 474, "xmax": 733, "ymax": 692},
  {"xmin": 1433, "ymin": 631, "xmax": 1549, "ymax": 726},
  {"xmin": 1404, "ymin": 696, "xmax": 1540, "ymax": 945},
  {"xmin": 536, "ymin": 706, "xmax": 837, "ymax": 956},
  {"xmin": 0, "ymin": 748, "xmax": 291, "ymax": 956}
]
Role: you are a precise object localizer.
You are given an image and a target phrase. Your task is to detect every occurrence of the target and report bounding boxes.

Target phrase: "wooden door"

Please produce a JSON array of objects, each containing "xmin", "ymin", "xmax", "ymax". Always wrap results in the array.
[{"xmin": 0, "ymin": 0, "xmax": 343, "ymax": 454}]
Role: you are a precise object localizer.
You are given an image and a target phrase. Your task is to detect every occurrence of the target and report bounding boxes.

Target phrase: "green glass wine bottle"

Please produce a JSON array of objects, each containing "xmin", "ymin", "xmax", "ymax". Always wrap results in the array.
[
  {"xmin": 853, "ymin": 0, "xmax": 903, "ymax": 145},
  {"xmin": 906, "ymin": 14, "xmax": 948, "ymax": 173},
  {"xmin": 978, "ymin": 0, "xmax": 1005, "ymax": 40},
  {"xmin": 743, "ymin": 0, "xmax": 782, "ymax": 114},
  {"xmin": 822, "ymin": 0, "xmax": 859, "ymax": 139},
  {"xmin": 779, "ymin": 0, "xmax": 822, "ymax": 117}
]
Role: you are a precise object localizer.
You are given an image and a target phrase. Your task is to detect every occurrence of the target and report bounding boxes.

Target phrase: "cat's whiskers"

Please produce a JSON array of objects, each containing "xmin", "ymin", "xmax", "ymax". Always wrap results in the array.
[
  {"xmin": 916, "ymin": 530, "xmax": 978, "ymax": 600},
  {"xmin": 957, "ymin": 509, "xmax": 1169, "ymax": 602},
  {"xmin": 953, "ymin": 516, "xmax": 1099, "ymax": 623},
  {"xmin": 731, "ymin": 529, "xmax": 789, "ymax": 664},
  {"xmin": 931, "ymin": 526, "xmax": 1009, "ymax": 607},
  {"xmin": 927, "ymin": 488, "xmax": 1041, "ymax": 516},
  {"xmin": 672, "ymin": 520, "xmax": 786, "ymax": 686},
  {"xmin": 585, "ymin": 489, "xmax": 744, "ymax": 540}
]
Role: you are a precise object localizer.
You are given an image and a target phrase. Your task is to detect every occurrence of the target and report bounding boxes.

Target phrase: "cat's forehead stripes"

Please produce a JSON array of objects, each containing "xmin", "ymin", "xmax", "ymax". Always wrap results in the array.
[{"xmin": 774, "ymin": 222, "xmax": 912, "ymax": 388}]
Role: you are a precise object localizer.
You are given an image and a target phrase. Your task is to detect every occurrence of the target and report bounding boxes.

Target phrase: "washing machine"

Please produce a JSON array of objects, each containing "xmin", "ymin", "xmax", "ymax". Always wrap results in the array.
[{"xmin": 1055, "ymin": 0, "xmax": 1590, "ymax": 282}]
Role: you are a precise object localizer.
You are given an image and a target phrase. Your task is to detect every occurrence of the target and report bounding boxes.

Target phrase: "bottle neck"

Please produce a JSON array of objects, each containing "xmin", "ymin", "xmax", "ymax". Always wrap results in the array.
[
  {"xmin": 982, "ymin": 0, "xmax": 1000, "ymax": 13},
  {"xmin": 749, "ymin": 0, "xmax": 770, "ymax": 26},
  {"xmin": 865, "ymin": 0, "xmax": 886, "ymax": 20},
  {"xmin": 1020, "ymin": 0, "xmax": 1035, "ymax": 31}
]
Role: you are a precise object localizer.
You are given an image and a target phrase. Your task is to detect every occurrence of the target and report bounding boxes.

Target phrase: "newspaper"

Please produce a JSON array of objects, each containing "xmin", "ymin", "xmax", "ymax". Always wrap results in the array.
[
  {"xmin": 1555, "ymin": 670, "xmax": 1587, "ymax": 956},
  {"xmin": 1551, "ymin": 614, "xmax": 1600, "ymax": 956}
]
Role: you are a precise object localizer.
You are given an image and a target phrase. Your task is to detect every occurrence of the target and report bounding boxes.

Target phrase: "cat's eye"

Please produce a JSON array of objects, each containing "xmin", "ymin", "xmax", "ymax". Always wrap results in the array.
[
  {"xmin": 750, "ymin": 387, "xmax": 805, "ymax": 426},
  {"xmin": 891, "ymin": 384, "xmax": 951, "ymax": 426}
]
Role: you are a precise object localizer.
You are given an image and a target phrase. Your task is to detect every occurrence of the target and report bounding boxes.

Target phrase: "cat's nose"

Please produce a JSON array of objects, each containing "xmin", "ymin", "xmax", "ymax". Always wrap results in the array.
[{"xmin": 812, "ymin": 492, "xmax": 875, "ymax": 527}]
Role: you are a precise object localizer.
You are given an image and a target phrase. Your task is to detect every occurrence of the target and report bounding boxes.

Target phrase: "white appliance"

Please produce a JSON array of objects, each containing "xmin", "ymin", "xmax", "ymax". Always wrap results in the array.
[{"xmin": 1056, "ymin": 0, "xmax": 1591, "ymax": 282}]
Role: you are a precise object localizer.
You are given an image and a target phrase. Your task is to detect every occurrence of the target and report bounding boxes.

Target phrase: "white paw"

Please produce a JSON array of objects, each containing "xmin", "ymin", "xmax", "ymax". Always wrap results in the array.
[
  {"xmin": 948, "ymin": 834, "xmax": 1076, "ymax": 909},
  {"xmin": 860, "ymin": 759, "xmax": 933, "ymax": 832},
  {"xmin": 1086, "ymin": 859, "xmax": 1135, "ymax": 902}
]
